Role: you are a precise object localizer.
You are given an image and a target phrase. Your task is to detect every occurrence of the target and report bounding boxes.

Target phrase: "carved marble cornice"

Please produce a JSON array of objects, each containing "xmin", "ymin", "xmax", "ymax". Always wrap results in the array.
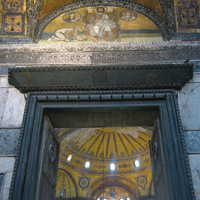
[
  {"xmin": 0, "ymin": 42, "xmax": 199, "ymax": 66},
  {"xmin": 8, "ymin": 64, "xmax": 193, "ymax": 93},
  {"xmin": 0, "ymin": 41, "xmax": 200, "ymax": 53}
]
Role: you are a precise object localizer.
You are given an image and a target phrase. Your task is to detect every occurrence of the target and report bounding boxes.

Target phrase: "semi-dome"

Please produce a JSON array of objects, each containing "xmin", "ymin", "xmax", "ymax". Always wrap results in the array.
[
  {"xmin": 58, "ymin": 127, "xmax": 152, "ymax": 174},
  {"xmin": 56, "ymin": 126, "xmax": 154, "ymax": 199}
]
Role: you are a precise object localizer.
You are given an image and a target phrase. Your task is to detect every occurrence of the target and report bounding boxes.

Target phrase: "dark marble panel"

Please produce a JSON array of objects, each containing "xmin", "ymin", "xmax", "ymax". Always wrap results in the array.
[
  {"xmin": 8, "ymin": 64, "xmax": 193, "ymax": 93},
  {"xmin": 0, "ymin": 173, "xmax": 4, "ymax": 197},
  {"xmin": 0, "ymin": 129, "xmax": 20, "ymax": 156},
  {"xmin": 185, "ymin": 131, "xmax": 200, "ymax": 153}
]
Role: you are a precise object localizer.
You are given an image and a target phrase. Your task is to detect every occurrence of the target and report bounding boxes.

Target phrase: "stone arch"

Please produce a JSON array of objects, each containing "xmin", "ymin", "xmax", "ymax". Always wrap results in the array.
[
  {"xmin": 56, "ymin": 168, "xmax": 79, "ymax": 198},
  {"xmin": 34, "ymin": 0, "xmax": 171, "ymax": 42},
  {"xmin": 86, "ymin": 176, "xmax": 141, "ymax": 199}
]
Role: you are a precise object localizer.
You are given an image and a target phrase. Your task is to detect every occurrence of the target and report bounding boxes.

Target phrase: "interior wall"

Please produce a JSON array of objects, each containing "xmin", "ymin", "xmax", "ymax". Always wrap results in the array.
[
  {"xmin": 178, "ymin": 63, "xmax": 200, "ymax": 200},
  {"xmin": 0, "ymin": 62, "xmax": 200, "ymax": 200},
  {"xmin": 0, "ymin": 1, "xmax": 199, "ymax": 199},
  {"xmin": 0, "ymin": 0, "xmax": 199, "ymax": 42}
]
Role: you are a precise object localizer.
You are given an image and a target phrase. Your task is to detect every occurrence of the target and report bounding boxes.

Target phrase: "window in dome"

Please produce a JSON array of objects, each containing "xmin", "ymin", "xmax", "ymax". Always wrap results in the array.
[
  {"xmin": 134, "ymin": 159, "xmax": 140, "ymax": 168},
  {"xmin": 110, "ymin": 163, "xmax": 116, "ymax": 171},
  {"xmin": 85, "ymin": 161, "xmax": 91, "ymax": 169},
  {"xmin": 66, "ymin": 154, "xmax": 72, "ymax": 162}
]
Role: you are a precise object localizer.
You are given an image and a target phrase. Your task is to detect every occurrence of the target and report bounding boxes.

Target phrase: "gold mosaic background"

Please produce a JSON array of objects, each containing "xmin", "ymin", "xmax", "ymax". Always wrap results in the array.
[
  {"xmin": 41, "ymin": 6, "xmax": 161, "ymax": 43},
  {"xmin": 0, "ymin": 0, "xmax": 26, "ymax": 36},
  {"xmin": 0, "ymin": 0, "xmax": 199, "ymax": 40},
  {"xmin": 56, "ymin": 127, "xmax": 154, "ymax": 199}
]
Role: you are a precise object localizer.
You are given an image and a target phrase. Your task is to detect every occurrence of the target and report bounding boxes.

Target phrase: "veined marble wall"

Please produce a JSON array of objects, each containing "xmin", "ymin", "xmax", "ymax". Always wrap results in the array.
[
  {"xmin": 0, "ymin": 42, "xmax": 200, "ymax": 200},
  {"xmin": 0, "ymin": 75, "xmax": 25, "ymax": 200},
  {"xmin": 179, "ymin": 64, "xmax": 200, "ymax": 200}
]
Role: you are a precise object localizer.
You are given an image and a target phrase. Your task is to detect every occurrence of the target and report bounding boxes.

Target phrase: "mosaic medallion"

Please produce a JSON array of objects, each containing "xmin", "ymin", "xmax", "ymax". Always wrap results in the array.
[
  {"xmin": 63, "ymin": 11, "xmax": 81, "ymax": 23},
  {"xmin": 2, "ymin": 0, "xmax": 24, "ymax": 11},
  {"xmin": 137, "ymin": 176, "xmax": 147, "ymax": 187},
  {"xmin": 79, "ymin": 177, "xmax": 89, "ymax": 188},
  {"xmin": 119, "ymin": 10, "xmax": 137, "ymax": 21},
  {"xmin": 2, "ymin": 13, "xmax": 24, "ymax": 35}
]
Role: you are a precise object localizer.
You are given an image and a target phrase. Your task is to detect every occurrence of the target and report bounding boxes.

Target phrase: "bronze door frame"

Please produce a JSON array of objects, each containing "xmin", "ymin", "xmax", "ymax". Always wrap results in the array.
[{"xmin": 9, "ymin": 90, "xmax": 195, "ymax": 200}]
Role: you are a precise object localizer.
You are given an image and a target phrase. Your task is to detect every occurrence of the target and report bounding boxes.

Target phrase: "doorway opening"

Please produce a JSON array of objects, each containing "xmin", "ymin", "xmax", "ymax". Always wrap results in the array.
[
  {"xmin": 55, "ymin": 126, "xmax": 154, "ymax": 200},
  {"xmin": 9, "ymin": 90, "xmax": 194, "ymax": 200}
]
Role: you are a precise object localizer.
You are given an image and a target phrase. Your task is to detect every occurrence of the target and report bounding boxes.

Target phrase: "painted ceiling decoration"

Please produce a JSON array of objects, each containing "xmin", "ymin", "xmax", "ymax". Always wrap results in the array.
[
  {"xmin": 0, "ymin": 0, "xmax": 199, "ymax": 42},
  {"xmin": 56, "ymin": 127, "xmax": 154, "ymax": 199}
]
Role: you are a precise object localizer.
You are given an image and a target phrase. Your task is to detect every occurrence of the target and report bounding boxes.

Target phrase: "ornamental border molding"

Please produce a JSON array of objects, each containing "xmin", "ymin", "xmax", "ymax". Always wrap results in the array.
[
  {"xmin": 8, "ymin": 63, "xmax": 193, "ymax": 72},
  {"xmin": 0, "ymin": 41, "xmax": 200, "ymax": 53},
  {"xmin": 158, "ymin": 0, "xmax": 176, "ymax": 32}
]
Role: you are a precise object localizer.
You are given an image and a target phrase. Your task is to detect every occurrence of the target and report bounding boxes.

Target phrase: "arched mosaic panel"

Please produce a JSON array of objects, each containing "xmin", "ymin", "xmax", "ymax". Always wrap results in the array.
[{"xmin": 35, "ymin": 0, "xmax": 170, "ymax": 42}]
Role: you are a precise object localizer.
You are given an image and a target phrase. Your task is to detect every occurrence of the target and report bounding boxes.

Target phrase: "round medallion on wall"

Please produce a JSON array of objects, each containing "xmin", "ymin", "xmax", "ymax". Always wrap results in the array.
[
  {"xmin": 79, "ymin": 177, "xmax": 89, "ymax": 188},
  {"xmin": 137, "ymin": 176, "xmax": 147, "ymax": 187},
  {"xmin": 119, "ymin": 10, "xmax": 137, "ymax": 21},
  {"xmin": 63, "ymin": 11, "xmax": 81, "ymax": 23}
]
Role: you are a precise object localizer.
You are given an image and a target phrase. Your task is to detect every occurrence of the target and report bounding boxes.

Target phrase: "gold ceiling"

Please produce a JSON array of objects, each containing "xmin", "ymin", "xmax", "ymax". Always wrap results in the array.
[
  {"xmin": 60, "ymin": 127, "xmax": 151, "ymax": 162},
  {"xmin": 40, "ymin": 6, "xmax": 162, "ymax": 43},
  {"xmin": 56, "ymin": 127, "xmax": 154, "ymax": 199},
  {"xmin": 40, "ymin": 0, "xmax": 165, "ymax": 20}
]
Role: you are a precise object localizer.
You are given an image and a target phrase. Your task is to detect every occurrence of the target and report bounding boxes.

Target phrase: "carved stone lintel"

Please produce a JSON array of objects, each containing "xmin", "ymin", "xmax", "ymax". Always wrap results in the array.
[
  {"xmin": 0, "ymin": 49, "xmax": 199, "ymax": 66},
  {"xmin": 0, "ymin": 42, "xmax": 199, "ymax": 68}
]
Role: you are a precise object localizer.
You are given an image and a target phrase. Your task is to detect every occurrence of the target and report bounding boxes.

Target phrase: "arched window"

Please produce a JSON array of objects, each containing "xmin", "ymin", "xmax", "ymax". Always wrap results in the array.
[{"xmin": 60, "ymin": 189, "xmax": 66, "ymax": 198}]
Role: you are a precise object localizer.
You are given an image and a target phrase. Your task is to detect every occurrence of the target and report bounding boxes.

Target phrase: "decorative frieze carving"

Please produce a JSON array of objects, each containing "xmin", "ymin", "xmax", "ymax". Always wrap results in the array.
[
  {"xmin": 0, "ymin": 42, "xmax": 199, "ymax": 66},
  {"xmin": 0, "ymin": 52, "xmax": 92, "ymax": 64},
  {"xmin": 0, "ymin": 49, "xmax": 199, "ymax": 65},
  {"xmin": 92, "ymin": 50, "xmax": 200, "ymax": 64},
  {"xmin": 0, "ymin": 41, "xmax": 200, "ymax": 53}
]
